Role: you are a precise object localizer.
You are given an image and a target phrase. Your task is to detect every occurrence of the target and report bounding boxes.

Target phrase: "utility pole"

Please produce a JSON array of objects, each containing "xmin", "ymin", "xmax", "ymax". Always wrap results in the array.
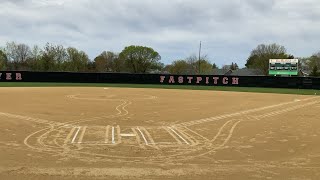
[{"xmin": 198, "ymin": 41, "xmax": 201, "ymax": 74}]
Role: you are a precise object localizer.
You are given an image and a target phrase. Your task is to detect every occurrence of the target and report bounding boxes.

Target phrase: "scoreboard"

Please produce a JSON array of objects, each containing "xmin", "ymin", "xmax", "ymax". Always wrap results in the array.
[{"xmin": 269, "ymin": 59, "xmax": 299, "ymax": 76}]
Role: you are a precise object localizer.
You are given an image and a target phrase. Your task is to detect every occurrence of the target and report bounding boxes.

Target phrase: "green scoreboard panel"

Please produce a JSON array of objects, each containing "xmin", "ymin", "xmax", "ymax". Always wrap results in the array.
[{"xmin": 269, "ymin": 59, "xmax": 299, "ymax": 76}]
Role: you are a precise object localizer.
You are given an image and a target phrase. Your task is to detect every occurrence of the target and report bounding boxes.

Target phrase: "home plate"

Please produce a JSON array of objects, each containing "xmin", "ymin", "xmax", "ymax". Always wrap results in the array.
[
  {"xmin": 120, "ymin": 133, "xmax": 136, "ymax": 137},
  {"xmin": 103, "ymin": 88, "xmax": 109, "ymax": 90},
  {"xmin": 294, "ymin": 99, "xmax": 301, "ymax": 102}
]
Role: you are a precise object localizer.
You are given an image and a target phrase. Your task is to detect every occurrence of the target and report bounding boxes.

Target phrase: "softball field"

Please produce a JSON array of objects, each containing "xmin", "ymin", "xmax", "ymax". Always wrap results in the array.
[{"xmin": 0, "ymin": 87, "xmax": 320, "ymax": 179}]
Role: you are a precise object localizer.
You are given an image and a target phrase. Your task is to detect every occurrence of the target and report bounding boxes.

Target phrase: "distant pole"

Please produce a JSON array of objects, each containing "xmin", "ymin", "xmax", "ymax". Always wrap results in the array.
[{"xmin": 198, "ymin": 41, "xmax": 201, "ymax": 74}]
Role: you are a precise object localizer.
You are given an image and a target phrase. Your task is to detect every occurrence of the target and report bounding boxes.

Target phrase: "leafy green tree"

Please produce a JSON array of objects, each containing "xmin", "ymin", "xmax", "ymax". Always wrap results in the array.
[
  {"xmin": 310, "ymin": 65, "xmax": 319, "ymax": 76},
  {"xmin": 168, "ymin": 60, "xmax": 190, "ymax": 74},
  {"xmin": 245, "ymin": 54, "xmax": 258, "ymax": 68},
  {"xmin": 163, "ymin": 64, "xmax": 172, "ymax": 73},
  {"xmin": 307, "ymin": 53, "xmax": 320, "ymax": 70},
  {"xmin": 27, "ymin": 45, "xmax": 43, "ymax": 71},
  {"xmin": 0, "ymin": 49, "xmax": 8, "ymax": 70},
  {"xmin": 87, "ymin": 61, "xmax": 96, "ymax": 72},
  {"xmin": 149, "ymin": 62, "xmax": 165, "ymax": 73},
  {"xmin": 39, "ymin": 43, "xmax": 67, "ymax": 71},
  {"xmin": 212, "ymin": 63, "xmax": 218, "ymax": 69},
  {"xmin": 185, "ymin": 54, "xmax": 215, "ymax": 74},
  {"xmin": 119, "ymin": 45, "xmax": 161, "ymax": 73},
  {"xmin": 298, "ymin": 57, "xmax": 309, "ymax": 71},
  {"xmin": 245, "ymin": 43, "xmax": 292, "ymax": 75},
  {"xmin": 64, "ymin": 47, "xmax": 89, "ymax": 72},
  {"xmin": 94, "ymin": 53, "xmax": 108, "ymax": 72},
  {"xmin": 94, "ymin": 51, "xmax": 124, "ymax": 72},
  {"xmin": 185, "ymin": 55, "xmax": 198, "ymax": 74},
  {"xmin": 304, "ymin": 52, "xmax": 320, "ymax": 76},
  {"xmin": 168, "ymin": 55, "xmax": 215, "ymax": 75},
  {"xmin": 112, "ymin": 56, "xmax": 126, "ymax": 72},
  {"xmin": 194, "ymin": 59, "xmax": 214, "ymax": 74}
]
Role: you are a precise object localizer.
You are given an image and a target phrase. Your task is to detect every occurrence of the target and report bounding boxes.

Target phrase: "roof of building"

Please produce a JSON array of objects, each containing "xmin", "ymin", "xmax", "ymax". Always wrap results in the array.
[{"xmin": 212, "ymin": 68, "xmax": 264, "ymax": 76}]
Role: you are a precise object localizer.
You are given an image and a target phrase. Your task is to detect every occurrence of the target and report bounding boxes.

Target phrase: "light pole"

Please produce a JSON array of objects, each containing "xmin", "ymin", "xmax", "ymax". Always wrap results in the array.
[{"xmin": 198, "ymin": 41, "xmax": 201, "ymax": 74}]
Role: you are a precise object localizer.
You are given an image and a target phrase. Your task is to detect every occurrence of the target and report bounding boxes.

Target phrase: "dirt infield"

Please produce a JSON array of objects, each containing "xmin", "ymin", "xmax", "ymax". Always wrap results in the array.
[{"xmin": 0, "ymin": 87, "xmax": 320, "ymax": 179}]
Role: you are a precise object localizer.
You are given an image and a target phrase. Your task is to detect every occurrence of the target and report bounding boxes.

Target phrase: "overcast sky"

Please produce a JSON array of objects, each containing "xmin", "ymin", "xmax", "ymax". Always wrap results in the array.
[{"xmin": 1, "ymin": 0, "xmax": 319, "ymax": 67}]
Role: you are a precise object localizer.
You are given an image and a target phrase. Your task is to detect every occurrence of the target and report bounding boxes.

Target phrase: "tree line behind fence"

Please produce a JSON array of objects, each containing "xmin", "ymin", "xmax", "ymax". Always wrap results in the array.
[{"xmin": 0, "ymin": 42, "xmax": 319, "ymax": 76}]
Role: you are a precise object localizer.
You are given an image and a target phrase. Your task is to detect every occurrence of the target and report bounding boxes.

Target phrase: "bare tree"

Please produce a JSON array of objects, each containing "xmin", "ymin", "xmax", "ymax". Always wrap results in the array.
[
  {"xmin": 5, "ymin": 42, "xmax": 31, "ymax": 63},
  {"xmin": 222, "ymin": 65, "xmax": 231, "ymax": 70},
  {"xmin": 185, "ymin": 54, "xmax": 213, "ymax": 74}
]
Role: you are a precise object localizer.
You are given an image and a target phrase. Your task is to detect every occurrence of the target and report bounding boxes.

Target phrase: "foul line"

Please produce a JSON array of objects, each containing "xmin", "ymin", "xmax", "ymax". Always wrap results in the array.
[
  {"xmin": 168, "ymin": 127, "xmax": 190, "ymax": 145},
  {"xmin": 71, "ymin": 127, "xmax": 81, "ymax": 144},
  {"xmin": 174, "ymin": 96, "xmax": 320, "ymax": 127}
]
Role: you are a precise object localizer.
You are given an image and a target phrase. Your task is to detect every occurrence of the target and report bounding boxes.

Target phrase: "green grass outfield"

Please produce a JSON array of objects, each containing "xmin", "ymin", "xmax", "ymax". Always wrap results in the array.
[{"xmin": 0, "ymin": 82, "xmax": 319, "ymax": 95}]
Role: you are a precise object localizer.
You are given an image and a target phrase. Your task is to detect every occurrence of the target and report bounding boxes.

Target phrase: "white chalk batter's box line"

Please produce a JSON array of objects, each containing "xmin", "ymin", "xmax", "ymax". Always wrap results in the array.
[{"xmin": 64, "ymin": 125, "xmax": 197, "ymax": 146}]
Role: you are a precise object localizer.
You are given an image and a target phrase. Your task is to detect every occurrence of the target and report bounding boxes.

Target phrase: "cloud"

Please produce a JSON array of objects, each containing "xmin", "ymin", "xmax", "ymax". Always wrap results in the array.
[{"xmin": 0, "ymin": 0, "xmax": 320, "ymax": 67}]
